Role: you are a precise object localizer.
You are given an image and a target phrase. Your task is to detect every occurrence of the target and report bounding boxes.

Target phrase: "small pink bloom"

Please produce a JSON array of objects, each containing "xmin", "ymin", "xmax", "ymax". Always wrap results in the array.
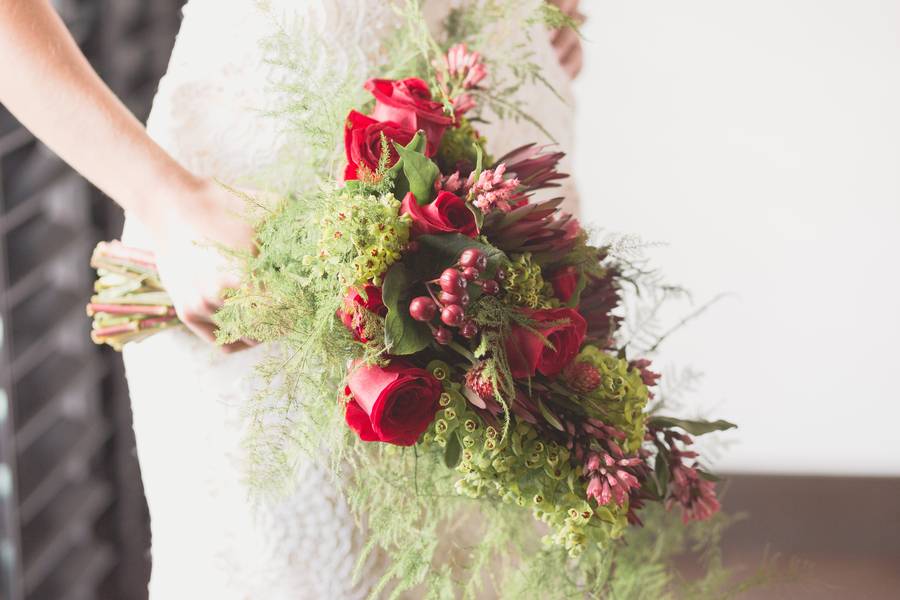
[{"xmin": 468, "ymin": 164, "xmax": 521, "ymax": 214}]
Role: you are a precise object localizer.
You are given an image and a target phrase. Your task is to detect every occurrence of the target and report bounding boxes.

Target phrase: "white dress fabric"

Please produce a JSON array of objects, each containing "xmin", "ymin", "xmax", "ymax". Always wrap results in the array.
[{"xmin": 121, "ymin": 1, "xmax": 576, "ymax": 598}]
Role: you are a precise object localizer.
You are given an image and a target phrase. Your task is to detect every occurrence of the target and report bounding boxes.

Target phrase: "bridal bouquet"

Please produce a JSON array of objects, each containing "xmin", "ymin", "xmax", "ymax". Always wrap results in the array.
[{"xmin": 88, "ymin": 3, "xmax": 737, "ymax": 597}]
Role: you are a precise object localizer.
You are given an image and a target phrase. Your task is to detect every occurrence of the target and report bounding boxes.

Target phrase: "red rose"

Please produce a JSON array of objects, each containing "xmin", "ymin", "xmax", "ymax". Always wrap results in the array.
[
  {"xmin": 338, "ymin": 284, "xmax": 386, "ymax": 342},
  {"xmin": 344, "ymin": 110, "xmax": 416, "ymax": 180},
  {"xmin": 400, "ymin": 191, "xmax": 478, "ymax": 238},
  {"xmin": 549, "ymin": 266, "xmax": 579, "ymax": 304},
  {"xmin": 344, "ymin": 360, "xmax": 442, "ymax": 446},
  {"xmin": 365, "ymin": 78, "xmax": 452, "ymax": 156},
  {"xmin": 505, "ymin": 308, "xmax": 587, "ymax": 378}
]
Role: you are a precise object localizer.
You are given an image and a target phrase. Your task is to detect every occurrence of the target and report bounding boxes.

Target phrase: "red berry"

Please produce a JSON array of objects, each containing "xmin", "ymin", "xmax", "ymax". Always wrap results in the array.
[
  {"xmin": 495, "ymin": 268, "xmax": 507, "ymax": 281},
  {"xmin": 462, "ymin": 266, "xmax": 479, "ymax": 281},
  {"xmin": 439, "ymin": 291, "xmax": 462, "ymax": 305},
  {"xmin": 459, "ymin": 248, "xmax": 484, "ymax": 269},
  {"xmin": 442, "ymin": 291, "xmax": 470, "ymax": 306},
  {"xmin": 406, "ymin": 240, "xmax": 420, "ymax": 253},
  {"xmin": 409, "ymin": 296, "xmax": 437, "ymax": 322},
  {"xmin": 481, "ymin": 280, "xmax": 499, "ymax": 295},
  {"xmin": 441, "ymin": 304, "xmax": 465, "ymax": 327},
  {"xmin": 434, "ymin": 326, "xmax": 452, "ymax": 345},
  {"xmin": 460, "ymin": 321, "xmax": 478, "ymax": 339},
  {"xmin": 439, "ymin": 268, "xmax": 466, "ymax": 293},
  {"xmin": 474, "ymin": 254, "xmax": 488, "ymax": 271}
]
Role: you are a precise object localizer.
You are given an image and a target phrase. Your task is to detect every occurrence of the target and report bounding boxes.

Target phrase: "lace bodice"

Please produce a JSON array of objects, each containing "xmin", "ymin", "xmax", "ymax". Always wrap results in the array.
[{"xmin": 122, "ymin": 2, "xmax": 577, "ymax": 598}]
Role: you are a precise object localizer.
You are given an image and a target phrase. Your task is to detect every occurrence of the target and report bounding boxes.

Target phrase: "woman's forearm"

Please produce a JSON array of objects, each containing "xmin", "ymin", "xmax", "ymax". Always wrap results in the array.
[{"xmin": 0, "ymin": 0, "xmax": 199, "ymax": 230}]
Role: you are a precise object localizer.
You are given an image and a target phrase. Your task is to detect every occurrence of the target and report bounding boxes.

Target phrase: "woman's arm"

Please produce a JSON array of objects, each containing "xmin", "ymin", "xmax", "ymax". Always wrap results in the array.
[{"xmin": 0, "ymin": 0, "xmax": 254, "ymax": 350}]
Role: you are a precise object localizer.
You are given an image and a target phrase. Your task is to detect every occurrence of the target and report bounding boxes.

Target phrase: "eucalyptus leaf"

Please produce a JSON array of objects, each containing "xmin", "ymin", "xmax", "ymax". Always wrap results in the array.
[
  {"xmin": 382, "ymin": 262, "xmax": 432, "ymax": 355},
  {"xmin": 537, "ymin": 399, "xmax": 565, "ymax": 432},
  {"xmin": 648, "ymin": 416, "xmax": 737, "ymax": 436}
]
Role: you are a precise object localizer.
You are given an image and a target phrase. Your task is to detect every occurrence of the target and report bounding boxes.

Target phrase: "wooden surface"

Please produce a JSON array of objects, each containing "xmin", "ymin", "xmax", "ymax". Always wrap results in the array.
[{"xmin": 714, "ymin": 474, "xmax": 900, "ymax": 599}]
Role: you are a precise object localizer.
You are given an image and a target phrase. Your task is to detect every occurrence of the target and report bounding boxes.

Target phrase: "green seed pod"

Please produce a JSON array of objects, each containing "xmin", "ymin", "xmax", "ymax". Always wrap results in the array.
[
  {"xmin": 444, "ymin": 407, "xmax": 457, "ymax": 421},
  {"xmin": 427, "ymin": 360, "xmax": 450, "ymax": 380},
  {"xmin": 486, "ymin": 426, "xmax": 498, "ymax": 440},
  {"xmin": 464, "ymin": 419, "xmax": 478, "ymax": 432},
  {"xmin": 435, "ymin": 419, "xmax": 448, "ymax": 434},
  {"xmin": 439, "ymin": 392, "xmax": 452, "ymax": 407},
  {"xmin": 533, "ymin": 494, "xmax": 544, "ymax": 505}
]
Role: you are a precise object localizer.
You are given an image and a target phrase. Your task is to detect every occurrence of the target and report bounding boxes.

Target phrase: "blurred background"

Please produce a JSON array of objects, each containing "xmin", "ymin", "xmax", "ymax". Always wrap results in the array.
[{"xmin": 0, "ymin": 1, "xmax": 896, "ymax": 599}]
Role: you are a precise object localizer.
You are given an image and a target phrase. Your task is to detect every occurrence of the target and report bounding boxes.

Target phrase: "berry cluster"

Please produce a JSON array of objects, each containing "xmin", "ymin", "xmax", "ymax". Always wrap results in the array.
[{"xmin": 408, "ymin": 248, "xmax": 503, "ymax": 345}]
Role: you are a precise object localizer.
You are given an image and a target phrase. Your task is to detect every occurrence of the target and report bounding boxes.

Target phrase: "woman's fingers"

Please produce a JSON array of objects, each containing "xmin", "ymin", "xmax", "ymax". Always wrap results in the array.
[
  {"xmin": 548, "ymin": 0, "xmax": 585, "ymax": 80},
  {"xmin": 180, "ymin": 293, "xmax": 255, "ymax": 353},
  {"xmin": 561, "ymin": 37, "xmax": 584, "ymax": 79}
]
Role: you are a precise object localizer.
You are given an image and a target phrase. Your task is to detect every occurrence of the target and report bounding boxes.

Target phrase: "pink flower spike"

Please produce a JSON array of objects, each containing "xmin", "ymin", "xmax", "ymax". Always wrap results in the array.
[
  {"xmin": 452, "ymin": 93, "xmax": 477, "ymax": 116},
  {"xmin": 468, "ymin": 164, "xmax": 520, "ymax": 214},
  {"xmin": 445, "ymin": 44, "xmax": 486, "ymax": 88}
]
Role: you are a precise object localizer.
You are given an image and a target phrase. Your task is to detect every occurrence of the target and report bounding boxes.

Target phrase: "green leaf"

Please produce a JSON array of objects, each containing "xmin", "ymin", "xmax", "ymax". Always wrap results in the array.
[
  {"xmin": 394, "ymin": 135, "xmax": 439, "ymax": 205},
  {"xmin": 407, "ymin": 131, "xmax": 427, "ymax": 154},
  {"xmin": 653, "ymin": 451, "xmax": 669, "ymax": 499},
  {"xmin": 565, "ymin": 270, "xmax": 588, "ymax": 308},
  {"xmin": 413, "ymin": 234, "xmax": 507, "ymax": 280},
  {"xmin": 444, "ymin": 430, "xmax": 462, "ymax": 468},
  {"xmin": 467, "ymin": 201, "xmax": 485, "ymax": 231},
  {"xmin": 537, "ymin": 399, "xmax": 565, "ymax": 432},
  {"xmin": 382, "ymin": 263, "xmax": 432, "ymax": 355},
  {"xmin": 648, "ymin": 416, "xmax": 737, "ymax": 436},
  {"xmin": 698, "ymin": 470, "xmax": 721, "ymax": 482},
  {"xmin": 472, "ymin": 142, "xmax": 484, "ymax": 182}
]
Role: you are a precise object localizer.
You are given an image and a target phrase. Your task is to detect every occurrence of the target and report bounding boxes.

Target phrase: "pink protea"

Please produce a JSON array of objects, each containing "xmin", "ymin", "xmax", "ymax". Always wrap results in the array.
[
  {"xmin": 583, "ymin": 451, "xmax": 643, "ymax": 507},
  {"xmin": 468, "ymin": 164, "xmax": 520, "ymax": 214},
  {"xmin": 493, "ymin": 143, "xmax": 569, "ymax": 194}
]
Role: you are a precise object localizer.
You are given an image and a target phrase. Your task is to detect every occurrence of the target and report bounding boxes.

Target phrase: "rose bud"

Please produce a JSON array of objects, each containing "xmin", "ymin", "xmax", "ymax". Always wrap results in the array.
[
  {"xmin": 409, "ymin": 296, "xmax": 438, "ymax": 322},
  {"xmin": 441, "ymin": 304, "xmax": 465, "ymax": 327}
]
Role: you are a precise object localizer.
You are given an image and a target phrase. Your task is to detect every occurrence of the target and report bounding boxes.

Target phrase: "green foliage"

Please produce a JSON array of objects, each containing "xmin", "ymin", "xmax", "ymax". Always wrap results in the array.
[
  {"xmin": 502, "ymin": 253, "xmax": 554, "ymax": 308},
  {"xmin": 571, "ymin": 346, "xmax": 650, "ymax": 453},
  {"xmin": 434, "ymin": 118, "xmax": 489, "ymax": 173},
  {"xmin": 393, "ymin": 134, "xmax": 440, "ymax": 203},
  {"xmin": 648, "ymin": 416, "xmax": 738, "ymax": 436},
  {"xmin": 382, "ymin": 262, "xmax": 433, "ymax": 355}
]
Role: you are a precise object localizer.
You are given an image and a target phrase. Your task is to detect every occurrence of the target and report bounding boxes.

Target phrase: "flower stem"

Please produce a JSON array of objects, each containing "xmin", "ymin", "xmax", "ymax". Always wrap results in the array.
[{"xmin": 447, "ymin": 340, "xmax": 476, "ymax": 364}]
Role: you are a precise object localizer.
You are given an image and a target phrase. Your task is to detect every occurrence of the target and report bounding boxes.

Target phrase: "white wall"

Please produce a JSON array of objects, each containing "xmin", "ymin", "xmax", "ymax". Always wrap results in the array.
[{"xmin": 573, "ymin": 1, "xmax": 900, "ymax": 475}]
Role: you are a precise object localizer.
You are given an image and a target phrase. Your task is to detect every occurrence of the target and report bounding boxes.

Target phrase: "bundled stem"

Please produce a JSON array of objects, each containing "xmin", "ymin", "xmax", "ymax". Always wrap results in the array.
[{"xmin": 88, "ymin": 240, "xmax": 180, "ymax": 350}]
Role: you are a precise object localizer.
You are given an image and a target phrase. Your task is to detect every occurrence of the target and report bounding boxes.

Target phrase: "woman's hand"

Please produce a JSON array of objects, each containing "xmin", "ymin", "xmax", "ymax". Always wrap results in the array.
[
  {"xmin": 0, "ymin": 0, "xmax": 259, "ymax": 352},
  {"xmin": 549, "ymin": 0, "xmax": 586, "ymax": 79},
  {"xmin": 147, "ymin": 178, "xmax": 258, "ymax": 353}
]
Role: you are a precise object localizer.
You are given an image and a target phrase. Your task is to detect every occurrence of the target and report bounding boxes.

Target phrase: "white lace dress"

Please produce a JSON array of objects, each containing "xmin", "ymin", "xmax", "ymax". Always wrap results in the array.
[{"xmin": 121, "ymin": 1, "xmax": 576, "ymax": 598}]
